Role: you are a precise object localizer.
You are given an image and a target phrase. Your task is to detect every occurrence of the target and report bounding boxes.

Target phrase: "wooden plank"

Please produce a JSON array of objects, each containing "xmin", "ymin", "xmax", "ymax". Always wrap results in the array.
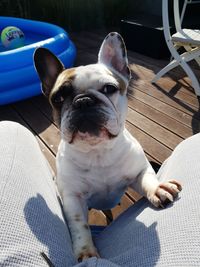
[
  {"xmin": 71, "ymin": 31, "xmax": 102, "ymax": 50},
  {"xmin": 88, "ymin": 209, "xmax": 108, "ymax": 226},
  {"xmin": 131, "ymin": 78, "xmax": 199, "ymax": 115},
  {"xmin": 109, "ymin": 194, "xmax": 134, "ymax": 220},
  {"xmin": 130, "ymin": 89, "xmax": 199, "ymax": 131},
  {"xmin": 128, "ymin": 50, "xmax": 168, "ymax": 71},
  {"xmin": 31, "ymin": 95, "xmax": 54, "ymax": 123},
  {"xmin": 125, "ymin": 121, "xmax": 172, "ymax": 163},
  {"xmin": 127, "ymin": 189, "xmax": 142, "ymax": 202},
  {"xmin": 128, "ymin": 95, "xmax": 192, "ymax": 139},
  {"xmin": 156, "ymin": 77, "xmax": 198, "ymax": 107},
  {"xmin": 80, "ymin": 30, "xmax": 108, "ymax": 43},
  {"xmin": 129, "ymin": 58, "xmax": 197, "ymax": 97},
  {"xmin": 75, "ymin": 50, "xmax": 97, "ymax": 66},
  {"xmin": 128, "ymin": 50, "xmax": 200, "ymax": 97},
  {"xmin": 127, "ymin": 108, "xmax": 183, "ymax": 150},
  {"xmin": 129, "ymin": 64, "xmax": 199, "ymax": 111}
]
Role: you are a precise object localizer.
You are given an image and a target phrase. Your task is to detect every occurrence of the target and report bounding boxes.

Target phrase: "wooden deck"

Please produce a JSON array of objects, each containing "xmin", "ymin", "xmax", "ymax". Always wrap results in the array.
[{"xmin": 1, "ymin": 30, "xmax": 200, "ymax": 226}]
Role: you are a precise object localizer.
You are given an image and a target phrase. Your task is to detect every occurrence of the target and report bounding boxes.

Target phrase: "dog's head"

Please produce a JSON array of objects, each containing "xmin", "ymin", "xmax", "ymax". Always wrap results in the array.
[{"xmin": 34, "ymin": 32, "xmax": 131, "ymax": 150}]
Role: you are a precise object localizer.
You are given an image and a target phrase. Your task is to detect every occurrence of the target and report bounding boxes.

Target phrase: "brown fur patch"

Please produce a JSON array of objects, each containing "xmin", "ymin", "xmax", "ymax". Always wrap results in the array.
[
  {"xmin": 112, "ymin": 73, "xmax": 128, "ymax": 95},
  {"xmin": 50, "ymin": 68, "xmax": 76, "ymax": 100},
  {"xmin": 49, "ymin": 68, "xmax": 76, "ymax": 126}
]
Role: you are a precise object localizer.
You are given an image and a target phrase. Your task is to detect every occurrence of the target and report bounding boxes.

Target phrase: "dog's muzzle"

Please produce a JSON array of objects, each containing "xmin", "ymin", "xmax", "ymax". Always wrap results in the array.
[{"xmin": 69, "ymin": 94, "xmax": 106, "ymax": 136}]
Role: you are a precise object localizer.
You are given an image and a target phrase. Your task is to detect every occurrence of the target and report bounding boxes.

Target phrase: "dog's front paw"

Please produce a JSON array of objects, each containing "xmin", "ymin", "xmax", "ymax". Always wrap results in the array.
[
  {"xmin": 76, "ymin": 245, "xmax": 100, "ymax": 262},
  {"xmin": 148, "ymin": 180, "xmax": 182, "ymax": 208}
]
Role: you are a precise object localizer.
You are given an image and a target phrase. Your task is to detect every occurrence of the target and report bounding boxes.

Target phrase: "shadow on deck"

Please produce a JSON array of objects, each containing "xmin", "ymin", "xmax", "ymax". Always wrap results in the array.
[{"xmin": 0, "ymin": 30, "xmax": 200, "ymax": 225}]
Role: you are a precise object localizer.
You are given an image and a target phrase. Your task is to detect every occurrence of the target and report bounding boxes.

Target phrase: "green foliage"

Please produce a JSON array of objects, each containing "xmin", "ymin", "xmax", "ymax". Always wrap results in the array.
[
  {"xmin": 29, "ymin": 0, "xmax": 105, "ymax": 31},
  {"xmin": 0, "ymin": 0, "xmax": 133, "ymax": 31},
  {"xmin": 0, "ymin": 0, "xmax": 31, "ymax": 18}
]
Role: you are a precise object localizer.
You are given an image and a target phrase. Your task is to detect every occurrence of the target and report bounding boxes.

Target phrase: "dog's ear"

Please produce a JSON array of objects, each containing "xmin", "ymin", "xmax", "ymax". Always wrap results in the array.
[
  {"xmin": 34, "ymin": 48, "xmax": 64, "ymax": 97},
  {"xmin": 98, "ymin": 32, "xmax": 131, "ymax": 82}
]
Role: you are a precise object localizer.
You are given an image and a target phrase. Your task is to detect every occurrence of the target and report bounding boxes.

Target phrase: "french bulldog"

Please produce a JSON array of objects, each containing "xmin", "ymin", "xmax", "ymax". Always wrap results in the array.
[{"xmin": 34, "ymin": 32, "xmax": 182, "ymax": 262}]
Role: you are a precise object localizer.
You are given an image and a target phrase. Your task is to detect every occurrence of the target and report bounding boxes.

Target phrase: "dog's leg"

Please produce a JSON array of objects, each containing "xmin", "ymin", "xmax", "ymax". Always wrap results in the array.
[
  {"xmin": 62, "ymin": 194, "xmax": 99, "ymax": 261},
  {"xmin": 130, "ymin": 166, "xmax": 182, "ymax": 208}
]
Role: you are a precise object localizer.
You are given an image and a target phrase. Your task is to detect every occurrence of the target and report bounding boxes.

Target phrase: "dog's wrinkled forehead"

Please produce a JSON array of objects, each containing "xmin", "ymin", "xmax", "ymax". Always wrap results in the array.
[
  {"xmin": 34, "ymin": 32, "xmax": 130, "ymax": 99},
  {"xmin": 72, "ymin": 64, "xmax": 118, "ymax": 92},
  {"xmin": 53, "ymin": 63, "xmax": 124, "ymax": 95}
]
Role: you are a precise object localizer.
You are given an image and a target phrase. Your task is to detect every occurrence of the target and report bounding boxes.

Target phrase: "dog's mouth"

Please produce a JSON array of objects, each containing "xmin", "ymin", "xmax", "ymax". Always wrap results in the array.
[{"xmin": 69, "ymin": 127, "xmax": 116, "ymax": 145}]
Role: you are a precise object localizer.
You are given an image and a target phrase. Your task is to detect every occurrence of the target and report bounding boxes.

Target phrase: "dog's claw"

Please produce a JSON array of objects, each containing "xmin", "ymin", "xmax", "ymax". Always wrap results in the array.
[
  {"xmin": 78, "ymin": 251, "xmax": 100, "ymax": 262},
  {"xmin": 159, "ymin": 198, "xmax": 172, "ymax": 208},
  {"xmin": 168, "ymin": 179, "xmax": 182, "ymax": 191},
  {"xmin": 150, "ymin": 180, "xmax": 182, "ymax": 208}
]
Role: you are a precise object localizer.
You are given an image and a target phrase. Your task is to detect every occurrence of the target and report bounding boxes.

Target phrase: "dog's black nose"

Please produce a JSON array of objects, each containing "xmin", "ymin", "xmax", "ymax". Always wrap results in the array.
[{"xmin": 73, "ymin": 95, "xmax": 96, "ymax": 109}]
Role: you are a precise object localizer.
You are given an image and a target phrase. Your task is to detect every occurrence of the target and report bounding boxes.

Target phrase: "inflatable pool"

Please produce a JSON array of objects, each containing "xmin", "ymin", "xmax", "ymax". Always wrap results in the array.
[{"xmin": 0, "ymin": 16, "xmax": 76, "ymax": 105}]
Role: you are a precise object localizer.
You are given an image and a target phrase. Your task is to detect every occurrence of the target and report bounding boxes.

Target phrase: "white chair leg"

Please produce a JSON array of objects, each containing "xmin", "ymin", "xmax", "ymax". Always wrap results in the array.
[
  {"xmin": 152, "ymin": 59, "xmax": 179, "ymax": 83},
  {"xmin": 179, "ymin": 60, "xmax": 200, "ymax": 96},
  {"xmin": 170, "ymin": 44, "xmax": 181, "ymax": 61},
  {"xmin": 152, "ymin": 45, "xmax": 200, "ymax": 96}
]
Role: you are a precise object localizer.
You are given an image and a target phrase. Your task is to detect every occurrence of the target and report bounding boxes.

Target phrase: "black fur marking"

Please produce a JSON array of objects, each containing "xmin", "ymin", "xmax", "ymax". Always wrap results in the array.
[
  {"xmin": 121, "ymin": 43, "xmax": 126, "ymax": 57},
  {"xmin": 69, "ymin": 95, "xmax": 106, "ymax": 136},
  {"xmin": 69, "ymin": 108, "xmax": 106, "ymax": 136},
  {"xmin": 83, "ymin": 224, "xmax": 89, "ymax": 230}
]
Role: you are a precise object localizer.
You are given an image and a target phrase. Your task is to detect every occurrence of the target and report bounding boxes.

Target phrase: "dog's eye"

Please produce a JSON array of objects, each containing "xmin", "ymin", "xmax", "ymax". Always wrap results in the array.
[
  {"xmin": 100, "ymin": 84, "xmax": 118, "ymax": 95},
  {"xmin": 52, "ymin": 85, "xmax": 73, "ymax": 105}
]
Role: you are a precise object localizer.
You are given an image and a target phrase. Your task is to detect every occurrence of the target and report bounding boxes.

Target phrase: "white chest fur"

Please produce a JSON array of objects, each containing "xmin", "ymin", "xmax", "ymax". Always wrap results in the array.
[{"xmin": 56, "ymin": 128, "xmax": 151, "ymax": 210}]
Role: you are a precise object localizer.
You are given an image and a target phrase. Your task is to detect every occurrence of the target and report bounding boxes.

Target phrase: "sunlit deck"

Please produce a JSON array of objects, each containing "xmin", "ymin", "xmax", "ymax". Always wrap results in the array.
[{"xmin": 1, "ymin": 30, "xmax": 200, "ymax": 225}]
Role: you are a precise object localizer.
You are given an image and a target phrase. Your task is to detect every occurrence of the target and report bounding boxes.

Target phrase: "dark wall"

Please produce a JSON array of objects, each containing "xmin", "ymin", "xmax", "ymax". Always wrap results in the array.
[{"xmin": 126, "ymin": 0, "xmax": 162, "ymax": 17}]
